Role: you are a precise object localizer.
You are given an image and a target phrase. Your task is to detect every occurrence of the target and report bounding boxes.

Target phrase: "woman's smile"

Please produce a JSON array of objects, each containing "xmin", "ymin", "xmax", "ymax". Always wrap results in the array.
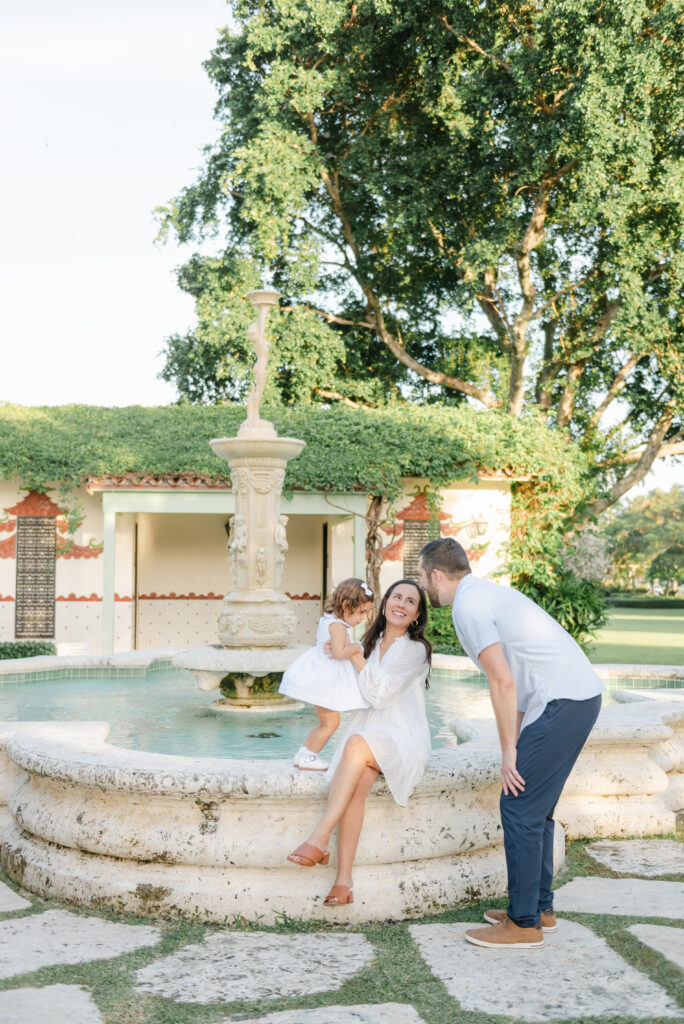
[{"xmin": 385, "ymin": 585, "xmax": 420, "ymax": 626}]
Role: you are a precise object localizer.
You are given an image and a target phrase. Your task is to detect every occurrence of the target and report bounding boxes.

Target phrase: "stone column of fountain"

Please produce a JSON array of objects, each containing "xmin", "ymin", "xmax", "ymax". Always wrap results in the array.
[{"xmin": 173, "ymin": 289, "xmax": 308, "ymax": 709}]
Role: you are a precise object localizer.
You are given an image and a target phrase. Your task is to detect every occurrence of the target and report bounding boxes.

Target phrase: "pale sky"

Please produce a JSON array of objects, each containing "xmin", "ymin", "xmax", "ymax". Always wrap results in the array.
[
  {"xmin": 2, "ymin": 0, "xmax": 228, "ymax": 407},
  {"xmin": 1, "ymin": 1, "xmax": 680, "ymax": 493}
]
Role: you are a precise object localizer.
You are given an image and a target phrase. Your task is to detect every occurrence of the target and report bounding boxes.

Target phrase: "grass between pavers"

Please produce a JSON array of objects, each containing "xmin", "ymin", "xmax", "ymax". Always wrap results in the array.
[
  {"xmin": 0, "ymin": 837, "xmax": 682, "ymax": 1024},
  {"xmin": 589, "ymin": 608, "xmax": 684, "ymax": 666}
]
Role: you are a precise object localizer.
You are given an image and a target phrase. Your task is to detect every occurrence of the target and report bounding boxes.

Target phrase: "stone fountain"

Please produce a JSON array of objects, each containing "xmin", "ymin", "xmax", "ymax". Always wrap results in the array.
[{"xmin": 172, "ymin": 289, "xmax": 308, "ymax": 709}]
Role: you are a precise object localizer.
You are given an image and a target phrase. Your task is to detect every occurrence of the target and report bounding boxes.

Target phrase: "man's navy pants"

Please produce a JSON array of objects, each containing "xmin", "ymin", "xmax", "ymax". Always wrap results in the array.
[{"xmin": 500, "ymin": 694, "xmax": 602, "ymax": 929}]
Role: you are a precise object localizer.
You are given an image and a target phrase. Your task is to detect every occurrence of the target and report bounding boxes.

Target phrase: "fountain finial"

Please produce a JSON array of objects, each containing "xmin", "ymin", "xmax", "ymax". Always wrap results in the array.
[{"xmin": 239, "ymin": 288, "xmax": 280, "ymax": 438}]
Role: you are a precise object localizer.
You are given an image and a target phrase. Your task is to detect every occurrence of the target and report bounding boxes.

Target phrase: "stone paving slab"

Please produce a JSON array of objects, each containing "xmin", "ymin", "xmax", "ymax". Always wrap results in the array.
[
  {"xmin": 630, "ymin": 924, "xmax": 684, "ymax": 971},
  {"xmin": 409, "ymin": 920, "xmax": 682, "ymax": 1021},
  {"xmin": 587, "ymin": 839, "xmax": 684, "ymax": 877},
  {"xmin": 0, "ymin": 909, "xmax": 161, "ymax": 980},
  {"xmin": 135, "ymin": 931, "xmax": 375, "ymax": 1004},
  {"xmin": 222, "ymin": 1004, "xmax": 427, "ymax": 1023},
  {"xmin": 0, "ymin": 878, "xmax": 31, "ymax": 911},
  {"xmin": 0, "ymin": 984, "xmax": 104, "ymax": 1023},
  {"xmin": 554, "ymin": 877, "xmax": 684, "ymax": 919}
]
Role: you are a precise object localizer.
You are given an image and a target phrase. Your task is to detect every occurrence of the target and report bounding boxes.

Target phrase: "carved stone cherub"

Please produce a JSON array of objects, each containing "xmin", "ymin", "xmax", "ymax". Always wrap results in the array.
[
  {"xmin": 228, "ymin": 514, "xmax": 248, "ymax": 583},
  {"xmin": 273, "ymin": 514, "xmax": 288, "ymax": 587}
]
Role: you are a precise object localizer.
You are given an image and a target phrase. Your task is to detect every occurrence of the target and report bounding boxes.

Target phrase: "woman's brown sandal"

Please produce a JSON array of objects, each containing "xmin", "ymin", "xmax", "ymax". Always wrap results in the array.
[
  {"xmin": 323, "ymin": 884, "xmax": 354, "ymax": 905},
  {"xmin": 287, "ymin": 842, "xmax": 331, "ymax": 867}
]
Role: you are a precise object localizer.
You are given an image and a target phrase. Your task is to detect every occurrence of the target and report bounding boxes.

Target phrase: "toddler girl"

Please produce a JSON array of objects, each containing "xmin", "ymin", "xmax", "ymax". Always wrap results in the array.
[{"xmin": 279, "ymin": 578, "xmax": 374, "ymax": 770}]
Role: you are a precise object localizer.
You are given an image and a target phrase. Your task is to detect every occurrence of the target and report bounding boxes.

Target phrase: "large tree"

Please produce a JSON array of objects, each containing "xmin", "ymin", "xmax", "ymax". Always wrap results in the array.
[
  {"xmin": 601, "ymin": 484, "xmax": 684, "ymax": 590},
  {"xmin": 159, "ymin": 0, "xmax": 684, "ymax": 515}
]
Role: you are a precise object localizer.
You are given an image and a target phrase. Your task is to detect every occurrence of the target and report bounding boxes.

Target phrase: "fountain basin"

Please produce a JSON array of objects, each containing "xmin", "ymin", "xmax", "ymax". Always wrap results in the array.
[
  {"xmin": 1, "ymin": 720, "xmax": 521, "ymax": 923},
  {"xmin": 1, "ymin": 653, "xmax": 682, "ymax": 923},
  {"xmin": 209, "ymin": 434, "xmax": 306, "ymax": 462},
  {"xmin": 171, "ymin": 644, "xmax": 308, "ymax": 706}
]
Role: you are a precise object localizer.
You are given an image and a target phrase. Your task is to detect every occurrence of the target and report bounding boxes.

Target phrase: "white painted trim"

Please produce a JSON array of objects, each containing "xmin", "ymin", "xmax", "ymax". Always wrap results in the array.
[
  {"xmin": 101, "ymin": 490, "xmax": 367, "ymax": 516},
  {"xmin": 102, "ymin": 510, "xmax": 116, "ymax": 655}
]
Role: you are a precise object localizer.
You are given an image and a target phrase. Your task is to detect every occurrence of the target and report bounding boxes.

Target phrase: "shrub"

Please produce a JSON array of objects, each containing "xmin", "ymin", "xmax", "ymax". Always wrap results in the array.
[
  {"xmin": 0, "ymin": 641, "xmax": 57, "ymax": 660},
  {"xmin": 522, "ymin": 571, "xmax": 608, "ymax": 650},
  {"xmin": 426, "ymin": 605, "xmax": 465, "ymax": 656}
]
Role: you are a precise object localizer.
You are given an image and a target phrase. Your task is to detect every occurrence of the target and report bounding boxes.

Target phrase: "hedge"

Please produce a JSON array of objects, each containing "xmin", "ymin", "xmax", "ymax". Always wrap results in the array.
[
  {"xmin": 0, "ymin": 641, "xmax": 57, "ymax": 660},
  {"xmin": 607, "ymin": 596, "xmax": 684, "ymax": 610}
]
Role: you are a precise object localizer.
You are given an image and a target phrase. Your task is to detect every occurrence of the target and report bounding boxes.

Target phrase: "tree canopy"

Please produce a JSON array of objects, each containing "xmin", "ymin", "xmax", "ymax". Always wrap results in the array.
[
  {"xmin": 159, "ymin": 0, "xmax": 684, "ymax": 517},
  {"xmin": 601, "ymin": 484, "xmax": 684, "ymax": 591}
]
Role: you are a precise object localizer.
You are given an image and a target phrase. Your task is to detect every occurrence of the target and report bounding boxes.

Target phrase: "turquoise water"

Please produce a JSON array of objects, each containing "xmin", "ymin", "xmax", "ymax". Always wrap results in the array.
[{"xmin": 0, "ymin": 667, "xmax": 680, "ymax": 759}]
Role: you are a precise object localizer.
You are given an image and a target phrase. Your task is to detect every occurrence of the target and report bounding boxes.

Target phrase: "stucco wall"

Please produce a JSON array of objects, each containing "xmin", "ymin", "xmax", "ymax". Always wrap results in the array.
[
  {"xmin": 1, "ymin": 476, "xmax": 511, "ymax": 653},
  {"xmin": 379, "ymin": 478, "xmax": 511, "ymax": 594}
]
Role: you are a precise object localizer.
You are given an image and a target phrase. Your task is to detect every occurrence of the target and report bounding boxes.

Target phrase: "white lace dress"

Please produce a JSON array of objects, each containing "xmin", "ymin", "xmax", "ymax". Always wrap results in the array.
[
  {"xmin": 278, "ymin": 613, "xmax": 368, "ymax": 712},
  {"xmin": 326, "ymin": 633, "xmax": 431, "ymax": 806}
]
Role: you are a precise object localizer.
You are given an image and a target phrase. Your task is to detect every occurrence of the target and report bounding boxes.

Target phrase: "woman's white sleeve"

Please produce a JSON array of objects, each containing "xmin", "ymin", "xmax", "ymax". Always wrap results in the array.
[{"xmin": 358, "ymin": 642, "xmax": 429, "ymax": 707}]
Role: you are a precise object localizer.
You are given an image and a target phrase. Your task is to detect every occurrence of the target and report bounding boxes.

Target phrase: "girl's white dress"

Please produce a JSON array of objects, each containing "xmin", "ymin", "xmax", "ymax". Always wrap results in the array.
[
  {"xmin": 326, "ymin": 633, "xmax": 431, "ymax": 806},
  {"xmin": 279, "ymin": 613, "xmax": 368, "ymax": 712}
]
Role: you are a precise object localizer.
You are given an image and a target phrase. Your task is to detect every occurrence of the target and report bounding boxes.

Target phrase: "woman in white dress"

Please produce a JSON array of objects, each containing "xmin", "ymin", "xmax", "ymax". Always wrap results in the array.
[{"xmin": 287, "ymin": 580, "xmax": 432, "ymax": 905}]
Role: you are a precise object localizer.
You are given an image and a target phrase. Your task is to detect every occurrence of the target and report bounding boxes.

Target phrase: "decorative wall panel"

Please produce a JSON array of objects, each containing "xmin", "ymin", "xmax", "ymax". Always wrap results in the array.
[
  {"xmin": 15, "ymin": 516, "xmax": 56, "ymax": 638},
  {"xmin": 402, "ymin": 521, "xmax": 431, "ymax": 581}
]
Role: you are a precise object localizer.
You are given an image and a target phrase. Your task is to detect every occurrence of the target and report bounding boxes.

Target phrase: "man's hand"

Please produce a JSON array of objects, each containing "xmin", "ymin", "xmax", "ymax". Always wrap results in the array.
[{"xmin": 501, "ymin": 747, "xmax": 525, "ymax": 797}]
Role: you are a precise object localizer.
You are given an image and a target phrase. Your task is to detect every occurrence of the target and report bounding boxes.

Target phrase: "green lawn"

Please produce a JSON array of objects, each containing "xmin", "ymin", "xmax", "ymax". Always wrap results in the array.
[{"xmin": 589, "ymin": 607, "xmax": 684, "ymax": 666}]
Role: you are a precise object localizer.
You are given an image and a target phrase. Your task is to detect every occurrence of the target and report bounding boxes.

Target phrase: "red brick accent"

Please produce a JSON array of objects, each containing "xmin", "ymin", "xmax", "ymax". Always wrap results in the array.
[
  {"xmin": 381, "ymin": 536, "xmax": 404, "ymax": 562},
  {"xmin": 0, "ymin": 535, "xmax": 16, "ymax": 559},
  {"xmin": 6, "ymin": 491, "xmax": 63, "ymax": 517},
  {"xmin": 56, "ymin": 515, "xmax": 83, "ymax": 533},
  {"xmin": 395, "ymin": 491, "xmax": 456, "ymax": 526},
  {"xmin": 85, "ymin": 473, "xmax": 231, "ymax": 493},
  {"xmin": 56, "ymin": 537, "xmax": 104, "ymax": 560},
  {"xmin": 395, "ymin": 492, "xmax": 431, "ymax": 521}
]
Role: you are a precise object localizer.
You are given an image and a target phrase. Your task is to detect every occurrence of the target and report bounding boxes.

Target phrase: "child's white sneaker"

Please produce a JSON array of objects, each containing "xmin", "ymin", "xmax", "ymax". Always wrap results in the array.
[{"xmin": 293, "ymin": 746, "xmax": 329, "ymax": 771}]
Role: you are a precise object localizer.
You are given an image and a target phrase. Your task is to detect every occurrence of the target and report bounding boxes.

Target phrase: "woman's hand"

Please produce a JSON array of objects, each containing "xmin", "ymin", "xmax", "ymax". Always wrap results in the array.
[
  {"xmin": 323, "ymin": 639, "xmax": 362, "ymax": 659},
  {"xmin": 501, "ymin": 747, "xmax": 525, "ymax": 797},
  {"xmin": 350, "ymin": 648, "xmax": 366, "ymax": 672}
]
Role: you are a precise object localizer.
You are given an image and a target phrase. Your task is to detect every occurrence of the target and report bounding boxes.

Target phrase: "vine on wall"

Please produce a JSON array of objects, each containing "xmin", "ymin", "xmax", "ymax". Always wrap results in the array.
[
  {"xmin": 0, "ymin": 403, "xmax": 584, "ymax": 497},
  {"xmin": 0, "ymin": 403, "xmax": 598, "ymax": 639}
]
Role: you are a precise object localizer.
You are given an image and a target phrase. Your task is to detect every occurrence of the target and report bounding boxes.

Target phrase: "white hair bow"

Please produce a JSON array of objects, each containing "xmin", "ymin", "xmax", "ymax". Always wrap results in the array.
[{"xmin": 361, "ymin": 582, "xmax": 374, "ymax": 597}]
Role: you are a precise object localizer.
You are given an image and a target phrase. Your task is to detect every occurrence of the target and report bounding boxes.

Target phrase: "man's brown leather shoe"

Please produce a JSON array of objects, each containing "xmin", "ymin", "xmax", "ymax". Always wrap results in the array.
[
  {"xmin": 483, "ymin": 907, "xmax": 557, "ymax": 932},
  {"xmin": 465, "ymin": 916, "xmax": 544, "ymax": 948}
]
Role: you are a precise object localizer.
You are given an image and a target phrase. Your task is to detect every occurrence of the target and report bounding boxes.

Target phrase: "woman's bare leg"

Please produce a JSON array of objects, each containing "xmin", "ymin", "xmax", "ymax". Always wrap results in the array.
[
  {"xmin": 306, "ymin": 735, "xmax": 379, "ymax": 852},
  {"xmin": 334, "ymin": 765, "xmax": 379, "ymax": 888},
  {"xmin": 303, "ymin": 707, "xmax": 340, "ymax": 754}
]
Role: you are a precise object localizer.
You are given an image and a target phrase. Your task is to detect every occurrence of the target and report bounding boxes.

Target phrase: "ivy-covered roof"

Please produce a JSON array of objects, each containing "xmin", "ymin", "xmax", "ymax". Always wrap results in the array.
[{"xmin": 0, "ymin": 403, "xmax": 584, "ymax": 500}]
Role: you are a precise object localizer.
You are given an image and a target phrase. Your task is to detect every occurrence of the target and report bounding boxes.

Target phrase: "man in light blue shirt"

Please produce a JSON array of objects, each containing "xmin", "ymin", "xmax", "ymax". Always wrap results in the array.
[{"xmin": 419, "ymin": 537, "xmax": 603, "ymax": 949}]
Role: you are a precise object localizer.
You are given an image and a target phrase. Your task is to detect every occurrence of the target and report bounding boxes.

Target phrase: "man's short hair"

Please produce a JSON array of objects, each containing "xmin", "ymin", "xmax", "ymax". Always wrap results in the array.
[{"xmin": 420, "ymin": 537, "xmax": 471, "ymax": 578}]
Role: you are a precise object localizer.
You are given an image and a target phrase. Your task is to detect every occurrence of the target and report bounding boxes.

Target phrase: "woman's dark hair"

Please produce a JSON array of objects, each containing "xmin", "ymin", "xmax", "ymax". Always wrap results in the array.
[{"xmin": 361, "ymin": 579, "xmax": 432, "ymax": 686}]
